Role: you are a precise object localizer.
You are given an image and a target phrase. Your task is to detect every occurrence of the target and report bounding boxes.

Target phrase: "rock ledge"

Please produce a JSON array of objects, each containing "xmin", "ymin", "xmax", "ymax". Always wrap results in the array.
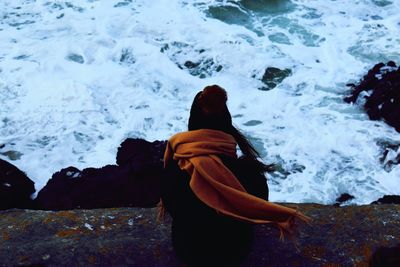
[{"xmin": 1, "ymin": 204, "xmax": 399, "ymax": 266}]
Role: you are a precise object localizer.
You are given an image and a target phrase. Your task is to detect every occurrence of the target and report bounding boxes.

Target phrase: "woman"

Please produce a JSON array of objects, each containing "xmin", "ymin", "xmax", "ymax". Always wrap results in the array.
[{"xmin": 161, "ymin": 85, "xmax": 309, "ymax": 267}]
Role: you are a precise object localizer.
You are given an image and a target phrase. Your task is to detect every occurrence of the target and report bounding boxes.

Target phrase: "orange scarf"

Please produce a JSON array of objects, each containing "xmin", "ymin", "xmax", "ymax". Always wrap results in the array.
[{"xmin": 163, "ymin": 129, "xmax": 310, "ymax": 237}]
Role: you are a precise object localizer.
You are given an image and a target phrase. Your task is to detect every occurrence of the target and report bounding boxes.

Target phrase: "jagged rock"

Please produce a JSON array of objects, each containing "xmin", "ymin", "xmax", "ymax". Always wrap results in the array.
[
  {"xmin": 371, "ymin": 195, "xmax": 400, "ymax": 204},
  {"xmin": 34, "ymin": 139, "xmax": 166, "ymax": 210},
  {"xmin": 0, "ymin": 159, "xmax": 35, "ymax": 210},
  {"xmin": 381, "ymin": 148, "xmax": 400, "ymax": 171},
  {"xmin": 0, "ymin": 204, "xmax": 399, "ymax": 266},
  {"xmin": 259, "ymin": 67, "xmax": 292, "ymax": 90},
  {"xmin": 119, "ymin": 48, "xmax": 136, "ymax": 65},
  {"xmin": 377, "ymin": 139, "xmax": 400, "ymax": 170},
  {"xmin": 334, "ymin": 193, "xmax": 355, "ymax": 206},
  {"xmin": 344, "ymin": 61, "xmax": 400, "ymax": 132},
  {"xmin": 160, "ymin": 42, "xmax": 223, "ymax": 79},
  {"xmin": 116, "ymin": 138, "xmax": 166, "ymax": 167}
]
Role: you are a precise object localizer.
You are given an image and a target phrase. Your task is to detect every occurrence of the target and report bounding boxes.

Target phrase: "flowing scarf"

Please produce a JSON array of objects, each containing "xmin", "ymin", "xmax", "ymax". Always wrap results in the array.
[{"xmin": 163, "ymin": 129, "xmax": 310, "ymax": 238}]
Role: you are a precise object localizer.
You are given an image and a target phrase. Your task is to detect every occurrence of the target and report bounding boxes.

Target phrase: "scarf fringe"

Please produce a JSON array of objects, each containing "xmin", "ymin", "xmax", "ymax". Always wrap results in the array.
[{"xmin": 157, "ymin": 199, "xmax": 166, "ymax": 223}]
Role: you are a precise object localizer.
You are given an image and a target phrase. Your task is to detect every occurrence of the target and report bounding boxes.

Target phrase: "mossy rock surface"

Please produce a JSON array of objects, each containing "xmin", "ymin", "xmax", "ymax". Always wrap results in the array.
[{"xmin": 1, "ymin": 204, "xmax": 399, "ymax": 266}]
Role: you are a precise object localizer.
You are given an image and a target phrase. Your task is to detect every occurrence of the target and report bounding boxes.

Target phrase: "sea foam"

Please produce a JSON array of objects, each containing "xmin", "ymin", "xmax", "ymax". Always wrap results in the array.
[{"xmin": 0, "ymin": 0, "xmax": 399, "ymax": 203}]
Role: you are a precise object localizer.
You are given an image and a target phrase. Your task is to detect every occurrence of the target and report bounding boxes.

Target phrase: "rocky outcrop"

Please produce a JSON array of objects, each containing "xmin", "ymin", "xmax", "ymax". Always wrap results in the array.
[
  {"xmin": 160, "ymin": 42, "xmax": 223, "ymax": 79},
  {"xmin": 259, "ymin": 67, "xmax": 292, "ymax": 91},
  {"xmin": 116, "ymin": 138, "xmax": 166, "ymax": 167},
  {"xmin": 344, "ymin": 61, "xmax": 400, "ymax": 132},
  {"xmin": 377, "ymin": 139, "xmax": 400, "ymax": 171},
  {"xmin": 34, "ymin": 139, "xmax": 166, "ymax": 210},
  {"xmin": 334, "ymin": 193, "xmax": 355, "ymax": 206},
  {"xmin": 0, "ymin": 159, "xmax": 35, "ymax": 210},
  {"xmin": 2, "ymin": 137, "xmax": 400, "ymax": 212},
  {"xmin": 0, "ymin": 204, "xmax": 399, "ymax": 267},
  {"xmin": 3, "ymin": 137, "xmax": 400, "ymax": 211},
  {"xmin": 371, "ymin": 195, "xmax": 400, "ymax": 205}
]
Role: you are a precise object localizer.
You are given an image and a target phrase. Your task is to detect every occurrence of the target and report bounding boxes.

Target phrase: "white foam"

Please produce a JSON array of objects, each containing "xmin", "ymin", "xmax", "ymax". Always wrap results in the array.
[{"xmin": 0, "ymin": 0, "xmax": 399, "ymax": 203}]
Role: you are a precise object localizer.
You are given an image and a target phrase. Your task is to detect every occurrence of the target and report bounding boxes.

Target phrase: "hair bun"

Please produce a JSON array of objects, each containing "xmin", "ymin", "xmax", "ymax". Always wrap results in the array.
[{"xmin": 198, "ymin": 85, "xmax": 228, "ymax": 115}]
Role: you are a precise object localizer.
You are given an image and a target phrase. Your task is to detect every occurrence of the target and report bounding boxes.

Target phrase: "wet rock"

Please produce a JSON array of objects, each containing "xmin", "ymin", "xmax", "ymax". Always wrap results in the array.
[
  {"xmin": 377, "ymin": 139, "xmax": 400, "ymax": 170},
  {"xmin": 371, "ymin": 195, "xmax": 400, "ymax": 205},
  {"xmin": 335, "ymin": 193, "xmax": 355, "ymax": 205},
  {"xmin": 259, "ymin": 67, "xmax": 292, "ymax": 90},
  {"xmin": 0, "ymin": 150, "xmax": 23, "ymax": 160},
  {"xmin": 372, "ymin": 0, "xmax": 393, "ymax": 7},
  {"xmin": 160, "ymin": 42, "xmax": 223, "ymax": 78},
  {"xmin": 66, "ymin": 53, "xmax": 84, "ymax": 64},
  {"xmin": 243, "ymin": 120, "xmax": 262, "ymax": 126},
  {"xmin": 381, "ymin": 148, "xmax": 400, "ymax": 171},
  {"xmin": 344, "ymin": 61, "xmax": 400, "ymax": 132},
  {"xmin": 182, "ymin": 58, "xmax": 223, "ymax": 79},
  {"xmin": 0, "ymin": 204, "xmax": 399, "ymax": 266},
  {"xmin": 34, "ymin": 139, "xmax": 166, "ymax": 210},
  {"xmin": 114, "ymin": 0, "xmax": 132, "ymax": 8},
  {"xmin": 0, "ymin": 159, "xmax": 35, "ymax": 210},
  {"xmin": 119, "ymin": 48, "xmax": 136, "ymax": 65},
  {"xmin": 184, "ymin": 60, "xmax": 199, "ymax": 69}
]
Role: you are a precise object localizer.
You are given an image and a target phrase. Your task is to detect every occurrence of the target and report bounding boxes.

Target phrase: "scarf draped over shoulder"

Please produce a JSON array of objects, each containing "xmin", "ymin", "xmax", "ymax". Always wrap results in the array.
[{"xmin": 163, "ymin": 129, "xmax": 310, "ymax": 235}]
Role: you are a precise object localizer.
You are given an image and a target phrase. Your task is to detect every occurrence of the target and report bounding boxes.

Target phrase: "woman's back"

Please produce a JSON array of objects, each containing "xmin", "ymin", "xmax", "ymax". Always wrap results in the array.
[{"xmin": 161, "ymin": 154, "xmax": 268, "ymax": 267}]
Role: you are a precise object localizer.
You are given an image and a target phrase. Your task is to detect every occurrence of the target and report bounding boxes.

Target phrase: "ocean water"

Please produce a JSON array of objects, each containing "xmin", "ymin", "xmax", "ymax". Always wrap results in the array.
[{"xmin": 0, "ymin": 0, "xmax": 399, "ymax": 204}]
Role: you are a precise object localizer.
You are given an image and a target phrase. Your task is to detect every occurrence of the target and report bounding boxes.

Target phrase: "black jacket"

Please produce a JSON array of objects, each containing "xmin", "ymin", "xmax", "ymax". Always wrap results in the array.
[{"xmin": 161, "ymin": 154, "xmax": 269, "ymax": 267}]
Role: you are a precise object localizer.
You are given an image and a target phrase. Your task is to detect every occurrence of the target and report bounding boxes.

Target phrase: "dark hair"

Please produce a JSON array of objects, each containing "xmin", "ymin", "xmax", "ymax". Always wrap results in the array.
[{"xmin": 188, "ymin": 85, "xmax": 274, "ymax": 173}]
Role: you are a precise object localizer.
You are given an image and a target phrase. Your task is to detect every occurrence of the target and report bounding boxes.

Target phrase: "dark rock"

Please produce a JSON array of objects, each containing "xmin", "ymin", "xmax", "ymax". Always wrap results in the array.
[
  {"xmin": 380, "ymin": 146, "xmax": 400, "ymax": 171},
  {"xmin": 34, "ymin": 167, "xmax": 81, "ymax": 210},
  {"xmin": 114, "ymin": 1, "xmax": 131, "ymax": 8},
  {"xmin": 34, "ymin": 139, "xmax": 166, "ymax": 210},
  {"xmin": 0, "ymin": 159, "xmax": 35, "ymax": 210},
  {"xmin": 260, "ymin": 67, "xmax": 292, "ymax": 90},
  {"xmin": 119, "ymin": 48, "xmax": 136, "ymax": 65},
  {"xmin": 335, "ymin": 193, "xmax": 355, "ymax": 204},
  {"xmin": 184, "ymin": 60, "xmax": 200, "ymax": 69},
  {"xmin": 0, "ymin": 204, "xmax": 399, "ymax": 266},
  {"xmin": 160, "ymin": 42, "xmax": 223, "ymax": 78},
  {"xmin": 0, "ymin": 150, "xmax": 23, "ymax": 160},
  {"xmin": 66, "ymin": 53, "xmax": 84, "ymax": 64},
  {"xmin": 243, "ymin": 120, "xmax": 262, "ymax": 126},
  {"xmin": 371, "ymin": 195, "xmax": 400, "ymax": 204},
  {"xmin": 116, "ymin": 138, "xmax": 166, "ymax": 167},
  {"xmin": 34, "ymin": 165, "xmax": 161, "ymax": 210},
  {"xmin": 183, "ymin": 58, "xmax": 223, "ymax": 79},
  {"xmin": 344, "ymin": 61, "xmax": 400, "ymax": 132},
  {"xmin": 377, "ymin": 139, "xmax": 400, "ymax": 170}
]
